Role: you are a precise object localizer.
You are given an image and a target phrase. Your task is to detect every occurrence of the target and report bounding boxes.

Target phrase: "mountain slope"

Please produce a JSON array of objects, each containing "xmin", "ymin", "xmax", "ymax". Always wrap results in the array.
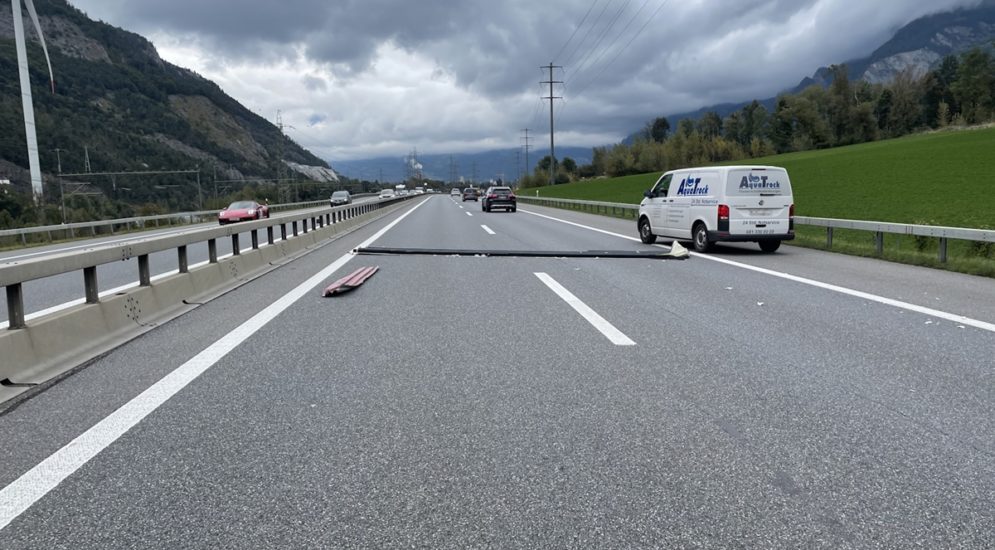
[
  {"xmin": 333, "ymin": 147, "xmax": 593, "ymax": 184},
  {"xmin": 0, "ymin": 0, "xmax": 335, "ymax": 207},
  {"xmin": 654, "ymin": 2, "xmax": 995, "ymax": 129}
]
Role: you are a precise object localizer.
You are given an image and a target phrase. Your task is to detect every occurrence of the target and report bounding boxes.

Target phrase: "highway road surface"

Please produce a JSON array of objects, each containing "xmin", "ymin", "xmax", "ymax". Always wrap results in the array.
[{"xmin": 1, "ymin": 195, "xmax": 993, "ymax": 547}]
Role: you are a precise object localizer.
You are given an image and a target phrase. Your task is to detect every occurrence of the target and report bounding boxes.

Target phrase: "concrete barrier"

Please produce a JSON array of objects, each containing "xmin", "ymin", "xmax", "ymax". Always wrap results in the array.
[{"xmin": 0, "ymin": 198, "xmax": 412, "ymax": 404}]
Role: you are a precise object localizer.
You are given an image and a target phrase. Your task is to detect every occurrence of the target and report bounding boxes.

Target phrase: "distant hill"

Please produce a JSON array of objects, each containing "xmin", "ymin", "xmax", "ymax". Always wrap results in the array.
[
  {"xmin": 333, "ymin": 147, "xmax": 594, "ymax": 185},
  {"xmin": 638, "ymin": 2, "xmax": 995, "ymax": 135},
  {"xmin": 0, "ymin": 0, "xmax": 335, "ymax": 208}
]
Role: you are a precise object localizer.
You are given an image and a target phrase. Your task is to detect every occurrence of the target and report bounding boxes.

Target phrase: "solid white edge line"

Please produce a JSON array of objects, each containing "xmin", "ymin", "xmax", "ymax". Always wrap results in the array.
[
  {"xmin": 520, "ymin": 208, "xmax": 995, "ymax": 334},
  {"xmin": 0, "ymin": 199, "xmax": 429, "ymax": 532},
  {"xmin": 481, "ymin": 225, "xmax": 495, "ymax": 235},
  {"xmin": 534, "ymin": 272, "xmax": 635, "ymax": 346}
]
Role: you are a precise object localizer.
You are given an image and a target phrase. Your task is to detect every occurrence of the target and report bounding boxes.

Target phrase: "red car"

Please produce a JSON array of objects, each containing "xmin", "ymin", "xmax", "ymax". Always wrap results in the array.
[{"xmin": 218, "ymin": 200, "xmax": 270, "ymax": 225}]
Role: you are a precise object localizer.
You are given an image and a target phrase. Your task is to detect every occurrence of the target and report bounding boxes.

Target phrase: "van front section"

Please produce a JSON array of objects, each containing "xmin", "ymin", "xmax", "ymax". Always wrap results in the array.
[{"xmin": 711, "ymin": 167, "xmax": 795, "ymax": 252}]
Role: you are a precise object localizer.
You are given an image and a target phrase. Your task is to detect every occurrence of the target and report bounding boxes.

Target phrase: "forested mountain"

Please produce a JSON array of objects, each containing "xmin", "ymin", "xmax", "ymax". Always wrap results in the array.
[
  {"xmin": 0, "ymin": 0, "xmax": 335, "ymax": 222},
  {"xmin": 654, "ymin": 2, "xmax": 995, "ymax": 129}
]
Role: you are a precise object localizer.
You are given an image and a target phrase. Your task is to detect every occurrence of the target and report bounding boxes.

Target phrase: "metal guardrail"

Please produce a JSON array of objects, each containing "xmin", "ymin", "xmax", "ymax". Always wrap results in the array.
[
  {"xmin": 1, "ymin": 194, "xmax": 412, "ymax": 330},
  {"xmin": 518, "ymin": 195, "xmax": 995, "ymax": 263},
  {"xmin": 0, "ymin": 194, "xmax": 378, "ymax": 246}
]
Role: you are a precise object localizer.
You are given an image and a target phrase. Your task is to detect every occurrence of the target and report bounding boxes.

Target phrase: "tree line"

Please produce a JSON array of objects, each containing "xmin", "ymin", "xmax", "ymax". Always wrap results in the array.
[{"xmin": 524, "ymin": 46, "xmax": 995, "ymax": 183}]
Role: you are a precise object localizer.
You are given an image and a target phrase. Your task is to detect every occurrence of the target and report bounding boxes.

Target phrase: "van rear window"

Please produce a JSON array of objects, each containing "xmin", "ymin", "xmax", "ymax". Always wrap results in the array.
[{"xmin": 726, "ymin": 169, "xmax": 792, "ymax": 196}]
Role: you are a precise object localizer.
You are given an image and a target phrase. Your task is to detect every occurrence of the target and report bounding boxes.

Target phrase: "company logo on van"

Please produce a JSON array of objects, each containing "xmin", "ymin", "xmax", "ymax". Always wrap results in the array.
[
  {"xmin": 676, "ymin": 176, "xmax": 709, "ymax": 196},
  {"xmin": 739, "ymin": 174, "xmax": 782, "ymax": 191}
]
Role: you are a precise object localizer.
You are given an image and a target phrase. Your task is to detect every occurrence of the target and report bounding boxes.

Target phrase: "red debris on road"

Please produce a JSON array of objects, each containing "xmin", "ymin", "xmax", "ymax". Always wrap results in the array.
[{"xmin": 322, "ymin": 266, "xmax": 380, "ymax": 297}]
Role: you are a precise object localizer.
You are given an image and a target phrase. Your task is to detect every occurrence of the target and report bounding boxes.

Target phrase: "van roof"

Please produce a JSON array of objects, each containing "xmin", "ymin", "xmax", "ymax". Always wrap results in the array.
[{"xmin": 665, "ymin": 165, "xmax": 787, "ymax": 173}]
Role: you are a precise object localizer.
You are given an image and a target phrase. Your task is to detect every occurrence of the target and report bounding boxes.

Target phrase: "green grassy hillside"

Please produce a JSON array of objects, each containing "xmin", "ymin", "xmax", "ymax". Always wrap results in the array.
[{"xmin": 530, "ymin": 126, "xmax": 995, "ymax": 229}]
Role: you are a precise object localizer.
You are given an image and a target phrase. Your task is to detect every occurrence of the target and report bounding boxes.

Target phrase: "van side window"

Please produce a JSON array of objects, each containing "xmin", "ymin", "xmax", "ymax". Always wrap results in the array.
[{"xmin": 652, "ymin": 174, "xmax": 673, "ymax": 197}]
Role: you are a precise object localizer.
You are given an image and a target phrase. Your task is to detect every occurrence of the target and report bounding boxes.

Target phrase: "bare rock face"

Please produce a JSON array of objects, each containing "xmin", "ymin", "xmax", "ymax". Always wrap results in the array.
[
  {"xmin": 860, "ymin": 22, "xmax": 995, "ymax": 84},
  {"xmin": 861, "ymin": 49, "xmax": 942, "ymax": 84},
  {"xmin": 284, "ymin": 161, "xmax": 340, "ymax": 183},
  {"xmin": 0, "ymin": 5, "xmax": 110, "ymax": 62}
]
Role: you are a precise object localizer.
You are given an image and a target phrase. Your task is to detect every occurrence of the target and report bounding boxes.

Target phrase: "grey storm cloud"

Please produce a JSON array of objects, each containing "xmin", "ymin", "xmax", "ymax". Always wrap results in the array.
[{"xmin": 68, "ymin": 0, "xmax": 984, "ymax": 159}]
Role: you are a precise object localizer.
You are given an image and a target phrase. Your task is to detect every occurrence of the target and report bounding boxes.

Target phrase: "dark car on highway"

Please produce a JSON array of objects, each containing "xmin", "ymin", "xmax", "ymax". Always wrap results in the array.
[
  {"xmin": 481, "ymin": 186, "xmax": 516, "ymax": 212},
  {"xmin": 462, "ymin": 188, "xmax": 479, "ymax": 201},
  {"xmin": 329, "ymin": 190, "xmax": 351, "ymax": 206}
]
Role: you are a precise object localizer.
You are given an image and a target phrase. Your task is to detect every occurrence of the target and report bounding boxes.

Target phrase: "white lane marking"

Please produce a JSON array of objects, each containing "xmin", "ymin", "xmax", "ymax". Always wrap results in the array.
[
  {"xmin": 481, "ymin": 225, "xmax": 495, "ymax": 235},
  {"xmin": 466, "ymin": 212, "xmax": 473, "ymax": 217},
  {"xmin": 534, "ymin": 272, "xmax": 635, "ymax": 346},
  {"xmin": 0, "ymin": 200, "xmax": 428, "ymax": 531},
  {"xmin": 521, "ymin": 208, "xmax": 995, "ymax": 333}
]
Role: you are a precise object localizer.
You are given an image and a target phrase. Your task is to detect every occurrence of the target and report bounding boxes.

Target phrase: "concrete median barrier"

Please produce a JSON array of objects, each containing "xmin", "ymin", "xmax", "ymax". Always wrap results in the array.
[{"xmin": 0, "ymin": 198, "xmax": 413, "ymax": 405}]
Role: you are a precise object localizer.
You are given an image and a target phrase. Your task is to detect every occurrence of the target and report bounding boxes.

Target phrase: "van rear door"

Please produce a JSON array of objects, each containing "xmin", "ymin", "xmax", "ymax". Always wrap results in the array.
[{"xmin": 724, "ymin": 168, "xmax": 793, "ymax": 237}]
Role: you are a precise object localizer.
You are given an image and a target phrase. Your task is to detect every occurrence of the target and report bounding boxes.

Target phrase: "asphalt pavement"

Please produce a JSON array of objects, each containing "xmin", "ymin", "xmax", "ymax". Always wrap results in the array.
[{"xmin": 0, "ymin": 195, "xmax": 992, "ymax": 548}]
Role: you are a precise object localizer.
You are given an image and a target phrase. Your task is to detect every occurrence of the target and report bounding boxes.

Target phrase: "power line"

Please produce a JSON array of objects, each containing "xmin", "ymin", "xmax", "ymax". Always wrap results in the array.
[
  {"xmin": 569, "ymin": 0, "xmax": 630, "ymax": 81},
  {"xmin": 541, "ymin": 63, "xmax": 563, "ymax": 187},
  {"xmin": 521, "ymin": 128, "xmax": 532, "ymax": 178},
  {"xmin": 553, "ymin": 0, "xmax": 601, "ymax": 63},
  {"xmin": 560, "ymin": 0, "xmax": 613, "ymax": 68},
  {"xmin": 567, "ymin": 0, "xmax": 653, "ymax": 90},
  {"xmin": 571, "ymin": 0, "xmax": 672, "ymax": 99}
]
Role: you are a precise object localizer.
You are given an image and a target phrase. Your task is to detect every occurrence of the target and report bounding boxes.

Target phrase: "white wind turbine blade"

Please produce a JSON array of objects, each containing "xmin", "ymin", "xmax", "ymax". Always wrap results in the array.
[{"xmin": 23, "ymin": 0, "xmax": 54, "ymax": 92}]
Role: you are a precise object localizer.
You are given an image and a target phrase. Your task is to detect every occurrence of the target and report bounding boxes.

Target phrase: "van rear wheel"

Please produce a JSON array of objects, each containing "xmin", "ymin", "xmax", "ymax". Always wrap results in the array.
[
  {"xmin": 692, "ymin": 223, "xmax": 713, "ymax": 252},
  {"xmin": 638, "ymin": 218, "xmax": 656, "ymax": 244},
  {"xmin": 759, "ymin": 240, "xmax": 781, "ymax": 253}
]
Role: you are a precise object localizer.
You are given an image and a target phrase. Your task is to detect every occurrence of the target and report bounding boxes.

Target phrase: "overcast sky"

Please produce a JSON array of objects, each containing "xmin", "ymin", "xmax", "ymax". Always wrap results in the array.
[{"xmin": 67, "ymin": 0, "xmax": 981, "ymax": 163}]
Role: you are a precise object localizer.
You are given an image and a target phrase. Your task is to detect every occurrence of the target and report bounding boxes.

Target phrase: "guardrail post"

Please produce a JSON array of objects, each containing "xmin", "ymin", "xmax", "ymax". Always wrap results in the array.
[
  {"xmin": 138, "ymin": 254, "xmax": 151, "ymax": 286},
  {"xmin": 938, "ymin": 238, "xmax": 948, "ymax": 263},
  {"xmin": 84, "ymin": 266, "xmax": 99, "ymax": 303},
  {"xmin": 826, "ymin": 227, "xmax": 834, "ymax": 248},
  {"xmin": 292, "ymin": 221, "xmax": 299, "ymax": 237},
  {"xmin": 875, "ymin": 232, "xmax": 884, "ymax": 256},
  {"xmin": 6, "ymin": 283, "xmax": 25, "ymax": 330},
  {"xmin": 251, "ymin": 229, "xmax": 259, "ymax": 249},
  {"xmin": 208, "ymin": 239, "xmax": 218, "ymax": 263},
  {"xmin": 178, "ymin": 245, "xmax": 189, "ymax": 273},
  {"xmin": 267, "ymin": 227, "xmax": 274, "ymax": 245},
  {"xmin": 281, "ymin": 224, "xmax": 287, "ymax": 240},
  {"xmin": 303, "ymin": 219, "xmax": 309, "ymax": 234},
  {"xmin": 232, "ymin": 234, "xmax": 240, "ymax": 255}
]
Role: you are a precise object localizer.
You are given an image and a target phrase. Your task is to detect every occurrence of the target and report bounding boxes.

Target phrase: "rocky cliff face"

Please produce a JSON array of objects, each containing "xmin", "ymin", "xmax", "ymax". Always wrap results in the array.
[{"xmin": 803, "ymin": 5, "xmax": 995, "ymax": 88}]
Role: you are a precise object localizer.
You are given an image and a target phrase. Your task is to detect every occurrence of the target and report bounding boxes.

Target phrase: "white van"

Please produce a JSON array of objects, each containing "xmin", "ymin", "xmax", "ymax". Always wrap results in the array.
[{"xmin": 638, "ymin": 165, "xmax": 794, "ymax": 253}]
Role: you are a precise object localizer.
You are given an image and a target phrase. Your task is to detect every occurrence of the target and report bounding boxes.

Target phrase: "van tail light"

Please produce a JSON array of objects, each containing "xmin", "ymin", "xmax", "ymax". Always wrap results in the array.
[
  {"xmin": 789, "ymin": 203, "xmax": 795, "ymax": 231},
  {"xmin": 718, "ymin": 204, "xmax": 729, "ymax": 232}
]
